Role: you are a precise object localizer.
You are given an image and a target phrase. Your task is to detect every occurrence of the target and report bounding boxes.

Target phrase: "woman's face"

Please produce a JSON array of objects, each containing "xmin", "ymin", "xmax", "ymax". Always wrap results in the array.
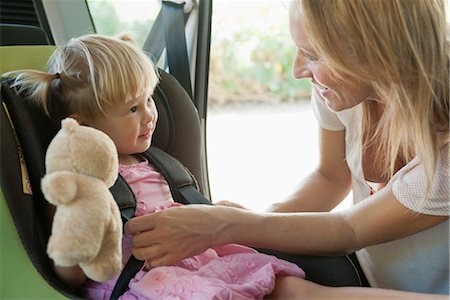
[{"xmin": 289, "ymin": 2, "xmax": 374, "ymax": 112}]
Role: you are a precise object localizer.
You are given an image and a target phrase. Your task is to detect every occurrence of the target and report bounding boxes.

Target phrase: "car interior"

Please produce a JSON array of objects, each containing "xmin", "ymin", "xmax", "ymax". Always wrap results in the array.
[{"xmin": 0, "ymin": 1, "xmax": 369, "ymax": 298}]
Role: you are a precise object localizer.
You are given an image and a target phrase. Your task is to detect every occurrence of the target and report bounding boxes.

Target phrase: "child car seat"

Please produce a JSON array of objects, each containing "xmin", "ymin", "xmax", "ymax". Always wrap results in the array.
[{"xmin": 0, "ymin": 42, "xmax": 210, "ymax": 299}]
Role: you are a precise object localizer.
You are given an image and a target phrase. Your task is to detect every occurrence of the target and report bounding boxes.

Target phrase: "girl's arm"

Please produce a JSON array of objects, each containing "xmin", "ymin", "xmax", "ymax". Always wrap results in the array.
[
  {"xmin": 45, "ymin": 205, "xmax": 87, "ymax": 289},
  {"xmin": 269, "ymin": 127, "xmax": 352, "ymax": 212},
  {"xmin": 53, "ymin": 265, "xmax": 87, "ymax": 290}
]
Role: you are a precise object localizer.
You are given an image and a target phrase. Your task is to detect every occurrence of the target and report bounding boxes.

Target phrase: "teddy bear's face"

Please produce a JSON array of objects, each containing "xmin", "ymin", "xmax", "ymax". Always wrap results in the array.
[{"xmin": 46, "ymin": 118, "xmax": 119, "ymax": 187}]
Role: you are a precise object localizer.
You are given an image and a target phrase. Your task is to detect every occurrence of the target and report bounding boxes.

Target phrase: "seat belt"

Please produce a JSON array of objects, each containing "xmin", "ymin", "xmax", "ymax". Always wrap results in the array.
[
  {"xmin": 109, "ymin": 146, "xmax": 210, "ymax": 300},
  {"xmin": 143, "ymin": 0, "xmax": 193, "ymax": 99}
]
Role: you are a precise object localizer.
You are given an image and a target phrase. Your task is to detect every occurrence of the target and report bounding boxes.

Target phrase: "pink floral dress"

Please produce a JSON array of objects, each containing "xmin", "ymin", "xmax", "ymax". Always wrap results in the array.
[{"xmin": 82, "ymin": 161, "xmax": 305, "ymax": 299}]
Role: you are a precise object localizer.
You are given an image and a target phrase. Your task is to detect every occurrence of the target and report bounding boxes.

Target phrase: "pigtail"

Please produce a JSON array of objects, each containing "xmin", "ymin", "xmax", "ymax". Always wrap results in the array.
[{"xmin": 3, "ymin": 69, "xmax": 58, "ymax": 116}]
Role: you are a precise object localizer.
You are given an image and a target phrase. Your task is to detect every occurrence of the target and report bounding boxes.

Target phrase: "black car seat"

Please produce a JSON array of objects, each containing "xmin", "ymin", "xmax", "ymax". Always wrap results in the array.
[
  {"xmin": 0, "ymin": 26, "xmax": 208, "ymax": 298},
  {"xmin": 1, "ymin": 70, "xmax": 209, "ymax": 299}
]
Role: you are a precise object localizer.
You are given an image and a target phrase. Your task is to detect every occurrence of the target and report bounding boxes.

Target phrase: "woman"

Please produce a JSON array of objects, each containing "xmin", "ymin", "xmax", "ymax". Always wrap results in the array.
[{"xmin": 126, "ymin": 0, "xmax": 449, "ymax": 297}]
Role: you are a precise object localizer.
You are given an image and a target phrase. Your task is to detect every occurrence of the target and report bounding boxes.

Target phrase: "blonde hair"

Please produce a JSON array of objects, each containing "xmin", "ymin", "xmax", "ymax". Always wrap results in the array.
[
  {"xmin": 297, "ymin": 0, "xmax": 449, "ymax": 197},
  {"xmin": 4, "ymin": 33, "xmax": 159, "ymax": 122}
]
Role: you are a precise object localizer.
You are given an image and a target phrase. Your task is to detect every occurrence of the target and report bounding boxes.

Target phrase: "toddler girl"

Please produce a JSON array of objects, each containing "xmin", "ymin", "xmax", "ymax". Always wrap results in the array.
[{"xmin": 7, "ymin": 33, "xmax": 305, "ymax": 299}]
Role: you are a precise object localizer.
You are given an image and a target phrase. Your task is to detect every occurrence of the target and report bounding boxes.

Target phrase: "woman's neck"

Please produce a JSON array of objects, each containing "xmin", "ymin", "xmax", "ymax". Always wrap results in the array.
[{"xmin": 373, "ymin": 99, "xmax": 386, "ymax": 121}]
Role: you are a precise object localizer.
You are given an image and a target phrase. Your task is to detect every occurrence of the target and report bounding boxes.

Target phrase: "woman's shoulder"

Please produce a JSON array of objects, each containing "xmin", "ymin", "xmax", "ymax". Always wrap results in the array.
[{"xmin": 391, "ymin": 140, "xmax": 449, "ymax": 216}]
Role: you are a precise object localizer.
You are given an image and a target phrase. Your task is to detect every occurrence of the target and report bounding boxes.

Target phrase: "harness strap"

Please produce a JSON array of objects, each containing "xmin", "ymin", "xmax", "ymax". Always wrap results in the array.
[
  {"xmin": 178, "ymin": 185, "xmax": 211, "ymax": 205},
  {"xmin": 109, "ymin": 174, "xmax": 136, "ymax": 223},
  {"xmin": 109, "ymin": 256, "xmax": 144, "ymax": 300},
  {"xmin": 109, "ymin": 146, "xmax": 210, "ymax": 300},
  {"xmin": 144, "ymin": 147, "xmax": 206, "ymax": 204}
]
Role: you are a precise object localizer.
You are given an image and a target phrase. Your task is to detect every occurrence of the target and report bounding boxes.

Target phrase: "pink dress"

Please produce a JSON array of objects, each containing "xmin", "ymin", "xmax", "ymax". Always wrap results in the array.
[{"xmin": 83, "ymin": 161, "xmax": 305, "ymax": 299}]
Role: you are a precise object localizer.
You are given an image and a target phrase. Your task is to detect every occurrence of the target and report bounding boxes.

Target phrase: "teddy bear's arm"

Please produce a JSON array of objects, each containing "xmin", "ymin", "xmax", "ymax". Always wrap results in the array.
[{"xmin": 41, "ymin": 171, "xmax": 79, "ymax": 205}]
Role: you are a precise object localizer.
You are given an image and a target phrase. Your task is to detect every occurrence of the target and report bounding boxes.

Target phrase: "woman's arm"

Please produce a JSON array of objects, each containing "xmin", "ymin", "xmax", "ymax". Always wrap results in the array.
[
  {"xmin": 269, "ymin": 128, "xmax": 352, "ymax": 212},
  {"xmin": 271, "ymin": 276, "xmax": 448, "ymax": 299},
  {"xmin": 126, "ymin": 181, "xmax": 447, "ymax": 266},
  {"xmin": 240, "ymin": 183, "xmax": 448, "ymax": 255}
]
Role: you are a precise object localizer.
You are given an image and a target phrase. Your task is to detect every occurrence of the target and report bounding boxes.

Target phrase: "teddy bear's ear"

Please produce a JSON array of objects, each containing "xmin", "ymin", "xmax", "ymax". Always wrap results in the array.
[{"xmin": 61, "ymin": 117, "xmax": 79, "ymax": 134}]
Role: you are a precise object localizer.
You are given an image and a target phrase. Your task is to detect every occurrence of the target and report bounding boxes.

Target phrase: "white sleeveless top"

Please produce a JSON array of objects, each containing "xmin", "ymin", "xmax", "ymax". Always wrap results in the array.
[{"xmin": 311, "ymin": 89, "xmax": 449, "ymax": 294}]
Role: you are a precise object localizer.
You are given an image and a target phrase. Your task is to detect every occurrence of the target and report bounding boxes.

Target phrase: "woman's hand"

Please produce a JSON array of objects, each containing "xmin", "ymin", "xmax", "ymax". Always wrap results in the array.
[
  {"xmin": 214, "ymin": 200, "xmax": 248, "ymax": 209},
  {"xmin": 125, "ymin": 204, "xmax": 241, "ymax": 267}
]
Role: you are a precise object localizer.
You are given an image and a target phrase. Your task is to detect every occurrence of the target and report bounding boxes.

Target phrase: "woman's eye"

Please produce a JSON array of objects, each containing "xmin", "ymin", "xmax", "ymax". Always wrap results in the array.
[
  {"xmin": 306, "ymin": 53, "xmax": 319, "ymax": 62},
  {"xmin": 298, "ymin": 49, "xmax": 320, "ymax": 62},
  {"xmin": 303, "ymin": 52, "xmax": 320, "ymax": 62}
]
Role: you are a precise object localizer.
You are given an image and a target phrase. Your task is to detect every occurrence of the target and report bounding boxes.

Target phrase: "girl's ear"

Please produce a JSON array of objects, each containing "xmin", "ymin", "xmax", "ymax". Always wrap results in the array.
[{"xmin": 69, "ymin": 114, "xmax": 86, "ymax": 125}]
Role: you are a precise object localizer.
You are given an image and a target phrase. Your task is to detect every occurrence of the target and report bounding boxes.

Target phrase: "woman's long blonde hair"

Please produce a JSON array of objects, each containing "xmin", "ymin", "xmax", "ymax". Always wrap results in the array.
[
  {"xmin": 298, "ymin": 0, "xmax": 449, "ymax": 197},
  {"xmin": 4, "ymin": 33, "xmax": 159, "ymax": 123}
]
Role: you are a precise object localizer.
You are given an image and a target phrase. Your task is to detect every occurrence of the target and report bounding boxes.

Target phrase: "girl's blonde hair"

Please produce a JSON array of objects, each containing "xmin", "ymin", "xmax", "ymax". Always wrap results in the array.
[
  {"xmin": 5, "ymin": 33, "xmax": 159, "ymax": 123},
  {"xmin": 297, "ymin": 0, "xmax": 449, "ymax": 197}
]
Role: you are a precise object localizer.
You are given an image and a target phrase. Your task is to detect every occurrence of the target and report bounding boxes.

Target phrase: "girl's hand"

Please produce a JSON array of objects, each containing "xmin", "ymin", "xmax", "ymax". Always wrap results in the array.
[{"xmin": 125, "ymin": 205, "xmax": 240, "ymax": 267}]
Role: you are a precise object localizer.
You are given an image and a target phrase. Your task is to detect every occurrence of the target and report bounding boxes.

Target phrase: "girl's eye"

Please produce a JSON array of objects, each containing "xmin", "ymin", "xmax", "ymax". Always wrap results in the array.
[{"xmin": 129, "ymin": 106, "xmax": 137, "ymax": 113}]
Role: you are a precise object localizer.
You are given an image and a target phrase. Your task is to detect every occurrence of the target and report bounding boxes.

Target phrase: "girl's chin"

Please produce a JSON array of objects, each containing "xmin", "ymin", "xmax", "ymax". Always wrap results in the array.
[
  {"xmin": 132, "ymin": 141, "xmax": 151, "ymax": 154},
  {"xmin": 141, "ymin": 143, "xmax": 151, "ymax": 152}
]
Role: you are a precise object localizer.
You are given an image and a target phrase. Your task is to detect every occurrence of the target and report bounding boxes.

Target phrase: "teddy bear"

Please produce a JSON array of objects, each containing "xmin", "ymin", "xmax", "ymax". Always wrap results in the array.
[{"xmin": 42, "ymin": 117, "xmax": 122, "ymax": 283}]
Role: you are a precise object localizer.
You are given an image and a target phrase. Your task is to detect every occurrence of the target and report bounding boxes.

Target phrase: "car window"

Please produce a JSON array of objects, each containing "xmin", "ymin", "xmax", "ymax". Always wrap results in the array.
[
  {"xmin": 87, "ymin": 0, "xmax": 160, "ymax": 47},
  {"xmin": 206, "ymin": 1, "xmax": 343, "ymax": 211}
]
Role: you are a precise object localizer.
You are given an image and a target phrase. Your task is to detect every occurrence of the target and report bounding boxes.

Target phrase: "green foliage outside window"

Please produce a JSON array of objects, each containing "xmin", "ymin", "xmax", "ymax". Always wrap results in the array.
[
  {"xmin": 209, "ymin": 24, "xmax": 311, "ymax": 105},
  {"xmin": 87, "ymin": 0, "xmax": 153, "ymax": 47},
  {"xmin": 86, "ymin": 0, "xmax": 311, "ymax": 106}
]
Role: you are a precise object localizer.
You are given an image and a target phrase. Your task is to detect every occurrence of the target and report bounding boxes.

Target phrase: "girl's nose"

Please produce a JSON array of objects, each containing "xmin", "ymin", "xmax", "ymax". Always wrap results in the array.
[{"xmin": 144, "ymin": 107, "xmax": 156, "ymax": 124}]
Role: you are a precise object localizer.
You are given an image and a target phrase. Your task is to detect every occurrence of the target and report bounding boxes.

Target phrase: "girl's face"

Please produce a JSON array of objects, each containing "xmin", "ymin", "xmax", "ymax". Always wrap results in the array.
[
  {"xmin": 86, "ymin": 88, "xmax": 158, "ymax": 163},
  {"xmin": 289, "ymin": 3, "xmax": 374, "ymax": 112}
]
